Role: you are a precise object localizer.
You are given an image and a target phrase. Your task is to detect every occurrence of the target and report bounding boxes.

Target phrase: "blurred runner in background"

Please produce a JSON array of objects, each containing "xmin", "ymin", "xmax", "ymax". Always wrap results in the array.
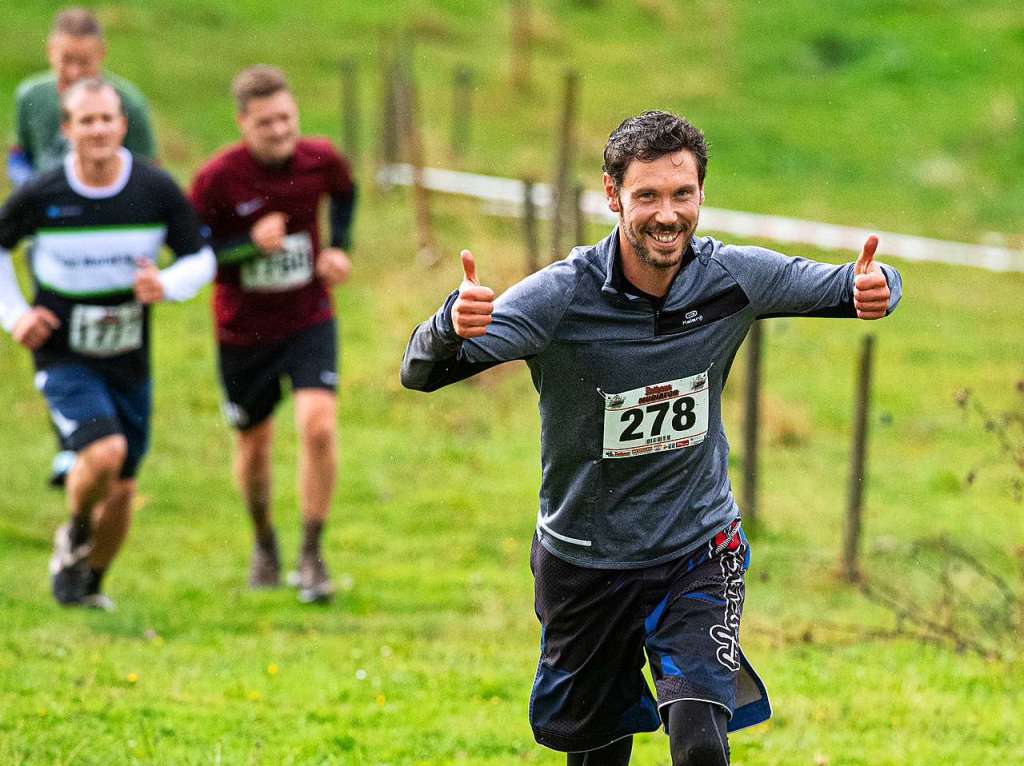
[
  {"xmin": 191, "ymin": 65, "xmax": 356, "ymax": 604},
  {"xmin": 9, "ymin": 6, "xmax": 158, "ymax": 488},
  {"xmin": 0, "ymin": 79, "xmax": 213, "ymax": 610}
]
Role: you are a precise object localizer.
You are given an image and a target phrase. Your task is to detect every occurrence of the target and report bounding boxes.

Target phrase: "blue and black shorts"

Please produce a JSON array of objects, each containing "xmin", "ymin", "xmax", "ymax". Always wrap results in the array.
[
  {"xmin": 217, "ymin": 319, "xmax": 338, "ymax": 431},
  {"xmin": 529, "ymin": 520, "xmax": 770, "ymax": 752},
  {"xmin": 34, "ymin": 363, "xmax": 152, "ymax": 479}
]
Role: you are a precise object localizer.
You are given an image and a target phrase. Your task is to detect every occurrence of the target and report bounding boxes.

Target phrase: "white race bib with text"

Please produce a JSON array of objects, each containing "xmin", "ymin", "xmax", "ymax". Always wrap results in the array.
[
  {"xmin": 240, "ymin": 232, "xmax": 314, "ymax": 292},
  {"xmin": 601, "ymin": 369, "xmax": 710, "ymax": 459},
  {"xmin": 69, "ymin": 302, "xmax": 143, "ymax": 357}
]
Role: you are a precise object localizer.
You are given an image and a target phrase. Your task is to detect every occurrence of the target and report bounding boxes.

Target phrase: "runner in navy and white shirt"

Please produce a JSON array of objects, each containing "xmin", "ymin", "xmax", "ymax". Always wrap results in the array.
[
  {"xmin": 402, "ymin": 111, "xmax": 902, "ymax": 765},
  {"xmin": 0, "ymin": 79, "xmax": 213, "ymax": 610}
]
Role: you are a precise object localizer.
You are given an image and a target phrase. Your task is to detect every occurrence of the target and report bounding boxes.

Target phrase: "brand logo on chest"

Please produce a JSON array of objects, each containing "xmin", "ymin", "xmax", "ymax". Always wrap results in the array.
[
  {"xmin": 235, "ymin": 198, "xmax": 265, "ymax": 216},
  {"xmin": 46, "ymin": 205, "xmax": 83, "ymax": 219}
]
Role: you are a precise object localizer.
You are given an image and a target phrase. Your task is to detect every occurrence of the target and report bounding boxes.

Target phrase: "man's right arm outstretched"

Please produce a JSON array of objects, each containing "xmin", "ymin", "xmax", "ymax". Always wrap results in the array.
[
  {"xmin": 401, "ymin": 249, "xmax": 574, "ymax": 392},
  {"xmin": 401, "ymin": 249, "xmax": 502, "ymax": 392}
]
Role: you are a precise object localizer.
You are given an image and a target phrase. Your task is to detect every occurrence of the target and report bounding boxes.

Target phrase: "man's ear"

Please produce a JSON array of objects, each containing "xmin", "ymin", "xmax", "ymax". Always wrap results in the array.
[
  {"xmin": 699, "ymin": 185, "xmax": 705, "ymax": 205},
  {"xmin": 603, "ymin": 172, "xmax": 620, "ymax": 213}
]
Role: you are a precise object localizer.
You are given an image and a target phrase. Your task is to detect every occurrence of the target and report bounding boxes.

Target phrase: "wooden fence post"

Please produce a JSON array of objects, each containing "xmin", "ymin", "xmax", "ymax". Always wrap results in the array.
[
  {"xmin": 376, "ymin": 32, "xmax": 400, "ymax": 172},
  {"xmin": 451, "ymin": 65, "xmax": 473, "ymax": 161},
  {"xmin": 549, "ymin": 69, "xmax": 579, "ymax": 261},
  {"xmin": 393, "ymin": 38, "xmax": 435, "ymax": 265},
  {"xmin": 573, "ymin": 183, "xmax": 586, "ymax": 248},
  {"xmin": 339, "ymin": 57, "xmax": 359, "ymax": 163},
  {"xmin": 842, "ymin": 333, "xmax": 875, "ymax": 582},
  {"xmin": 522, "ymin": 178, "xmax": 539, "ymax": 275},
  {"xmin": 510, "ymin": 0, "xmax": 532, "ymax": 91},
  {"xmin": 742, "ymin": 320, "xmax": 763, "ymax": 531}
]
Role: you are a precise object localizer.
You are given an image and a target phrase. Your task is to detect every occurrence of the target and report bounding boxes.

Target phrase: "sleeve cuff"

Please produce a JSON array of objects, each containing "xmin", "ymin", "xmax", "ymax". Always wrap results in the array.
[
  {"xmin": 158, "ymin": 246, "xmax": 216, "ymax": 302},
  {"xmin": 434, "ymin": 290, "xmax": 461, "ymax": 342}
]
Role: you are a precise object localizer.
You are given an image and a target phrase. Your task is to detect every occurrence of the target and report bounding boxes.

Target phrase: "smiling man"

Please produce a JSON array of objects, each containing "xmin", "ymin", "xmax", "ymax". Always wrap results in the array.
[
  {"xmin": 9, "ymin": 7, "xmax": 155, "ymax": 186},
  {"xmin": 401, "ymin": 111, "xmax": 902, "ymax": 765},
  {"xmin": 9, "ymin": 8, "xmax": 159, "ymax": 490},
  {"xmin": 190, "ymin": 66, "xmax": 356, "ymax": 603},
  {"xmin": 0, "ymin": 79, "xmax": 213, "ymax": 610}
]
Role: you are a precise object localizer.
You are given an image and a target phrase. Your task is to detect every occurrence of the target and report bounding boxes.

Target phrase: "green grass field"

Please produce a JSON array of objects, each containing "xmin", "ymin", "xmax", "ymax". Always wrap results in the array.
[{"xmin": 2, "ymin": 2, "xmax": 1023, "ymax": 764}]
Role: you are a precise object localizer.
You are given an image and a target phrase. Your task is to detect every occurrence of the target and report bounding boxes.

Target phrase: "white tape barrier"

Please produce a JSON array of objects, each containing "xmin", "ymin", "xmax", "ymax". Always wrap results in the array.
[{"xmin": 377, "ymin": 163, "xmax": 1024, "ymax": 273}]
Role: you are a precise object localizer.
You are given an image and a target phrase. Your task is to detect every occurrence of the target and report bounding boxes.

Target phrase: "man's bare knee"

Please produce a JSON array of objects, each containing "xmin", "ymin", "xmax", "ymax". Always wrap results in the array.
[
  {"xmin": 236, "ymin": 422, "xmax": 272, "ymax": 465},
  {"xmin": 295, "ymin": 391, "xmax": 336, "ymax": 456},
  {"xmin": 301, "ymin": 418, "xmax": 335, "ymax": 455},
  {"xmin": 80, "ymin": 434, "xmax": 128, "ymax": 477}
]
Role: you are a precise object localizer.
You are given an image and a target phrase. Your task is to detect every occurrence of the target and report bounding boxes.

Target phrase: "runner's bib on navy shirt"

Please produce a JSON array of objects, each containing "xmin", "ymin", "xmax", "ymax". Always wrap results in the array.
[
  {"xmin": 0, "ymin": 152, "xmax": 205, "ymax": 380},
  {"xmin": 601, "ymin": 368, "xmax": 710, "ymax": 459}
]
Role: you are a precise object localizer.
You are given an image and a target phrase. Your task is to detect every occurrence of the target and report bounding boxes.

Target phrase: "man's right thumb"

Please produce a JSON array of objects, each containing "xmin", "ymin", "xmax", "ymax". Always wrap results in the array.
[{"xmin": 461, "ymin": 249, "xmax": 478, "ymax": 285}]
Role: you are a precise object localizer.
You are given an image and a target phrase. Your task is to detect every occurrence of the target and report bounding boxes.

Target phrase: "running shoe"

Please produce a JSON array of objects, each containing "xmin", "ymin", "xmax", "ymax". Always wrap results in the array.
[
  {"xmin": 248, "ymin": 534, "xmax": 281, "ymax": 589},
  {"xmin": 81, "ymin": 592, "xmax": 116, "ymax": 612},
  {"xmin": 288, "ymin": 553, "xmax": 334, "ymax": 604},
  {"xmin": 49, "ymin": 523, "xmax": 91, "ymax": 605}
]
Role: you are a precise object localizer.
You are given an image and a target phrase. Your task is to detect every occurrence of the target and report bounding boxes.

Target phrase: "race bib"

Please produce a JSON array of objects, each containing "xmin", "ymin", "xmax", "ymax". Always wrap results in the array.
[
  {"xmin": 69, "ymin": 302, "xmax": 143, "ymax": 358},
  {"xmin": 601, "ymin": 369, "xmax": 710, "ymax": 459},
  {"xmin": 240, "ymin": 232, "xmax": 314, "ymax": 292}
]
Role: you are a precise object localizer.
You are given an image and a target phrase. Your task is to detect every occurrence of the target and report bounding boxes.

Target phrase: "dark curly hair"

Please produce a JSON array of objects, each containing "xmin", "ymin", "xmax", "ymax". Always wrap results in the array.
[{"xmin": 602, "ymin": 111, "xmax": 708, "ymax": 191}]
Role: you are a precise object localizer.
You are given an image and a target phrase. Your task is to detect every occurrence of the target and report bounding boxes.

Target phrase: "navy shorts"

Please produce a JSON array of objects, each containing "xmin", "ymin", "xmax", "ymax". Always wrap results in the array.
[
  {"xmin": 34, "ymin": 364, "xmax": 151, "ymax": 479},
  {"xmin": 217, "ymin": 319, "xmax": 338, "ymax": 430},
  {"xmin": 529, "ymin": 520, "xmax": 770, "ymax": 752}
]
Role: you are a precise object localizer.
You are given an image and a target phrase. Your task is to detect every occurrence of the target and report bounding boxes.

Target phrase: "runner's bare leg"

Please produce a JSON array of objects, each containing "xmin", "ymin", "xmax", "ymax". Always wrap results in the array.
[
  {"xmin": 235, "ymin": 418, "xmax": 275, "ymax": 543},
  {"xmin": 294, "ymin": 389, "xmax": 336, "ymax": 521},
  {"xmin": 89, "ymin": 478, "xmax": 136, "ymax": 569},
  {"xmin": 66, "ymin": 434, "xmax": 126, "ymax": 548}
]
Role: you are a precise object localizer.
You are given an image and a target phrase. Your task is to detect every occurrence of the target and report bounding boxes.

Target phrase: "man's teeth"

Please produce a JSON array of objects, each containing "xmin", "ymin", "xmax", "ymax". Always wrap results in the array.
[{"xmin": 650, "ymin": 231, "xmax": 678, "ymax": 243}]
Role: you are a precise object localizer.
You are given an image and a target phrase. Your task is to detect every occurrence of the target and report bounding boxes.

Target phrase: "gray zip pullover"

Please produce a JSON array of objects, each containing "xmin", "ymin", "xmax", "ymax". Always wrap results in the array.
[{"xmin": 401, "ymin": 229, "xmax": 902, "ymax": 569}]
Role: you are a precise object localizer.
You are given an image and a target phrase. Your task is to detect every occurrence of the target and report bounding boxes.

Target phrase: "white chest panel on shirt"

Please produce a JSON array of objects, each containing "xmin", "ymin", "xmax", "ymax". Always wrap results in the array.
[{"xmin": 33, "ymin": 226, "xmax": 166, "ymax": 297}]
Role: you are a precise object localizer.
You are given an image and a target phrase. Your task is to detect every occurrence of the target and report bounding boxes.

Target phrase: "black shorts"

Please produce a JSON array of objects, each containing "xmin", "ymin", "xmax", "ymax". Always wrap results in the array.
[
  {"xmin": 529, "ymin": 521, "xmax": 770, "ymax": 752},
  {"xmin": 217, "ymin": 319, "xmax": 338, "ymax": 430}
]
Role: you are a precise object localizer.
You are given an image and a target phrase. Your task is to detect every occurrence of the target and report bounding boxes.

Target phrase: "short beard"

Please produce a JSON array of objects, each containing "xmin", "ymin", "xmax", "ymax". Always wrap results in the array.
[{"xmin": 621, "ymin": 214, "xmax": 686, "ymax": 271}]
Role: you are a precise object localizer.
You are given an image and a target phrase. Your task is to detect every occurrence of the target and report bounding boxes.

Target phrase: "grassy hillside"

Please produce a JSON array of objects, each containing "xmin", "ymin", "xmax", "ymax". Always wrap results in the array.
[
  {"xmin": 3, "ymin": 1, "xmax": 1022, "ymax": 241},
  {"xmin": 1, "ymin": 2, "xmax": 1022, "ymax": 765}
]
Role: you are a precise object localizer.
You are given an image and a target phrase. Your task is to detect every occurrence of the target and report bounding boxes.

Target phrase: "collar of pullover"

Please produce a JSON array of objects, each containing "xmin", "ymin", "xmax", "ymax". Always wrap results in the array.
[{"xmin": 598, "ymin": 227, "xmax": 703, "ymax": 310}]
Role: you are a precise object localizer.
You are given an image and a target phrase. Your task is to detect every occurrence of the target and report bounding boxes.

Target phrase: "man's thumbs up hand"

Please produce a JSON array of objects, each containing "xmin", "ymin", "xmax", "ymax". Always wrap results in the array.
[
  {"xmin": 852, "ymin": 235, "xmax": 889, "ymax": 319},
  {"xmin": 855, "ymin": 234, "xmax": 878, "ymax": 276},
  {"xmin": 461, "ymin": 249, "xmax": 480, "ymax": 286},
  {"xmin": 452, "ymin": 249, "xmax": 494, "ymax": 339}
]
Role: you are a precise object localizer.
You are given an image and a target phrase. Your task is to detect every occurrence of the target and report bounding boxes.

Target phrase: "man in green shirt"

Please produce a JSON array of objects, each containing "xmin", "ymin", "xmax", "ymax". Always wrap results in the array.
[
  {"xmin": 8, "ymin": 7, "xmax": 157, "ymax": 487},
  {"xmin": 8, "ymin": 6, "xmax": 156, "ymax": 186}
]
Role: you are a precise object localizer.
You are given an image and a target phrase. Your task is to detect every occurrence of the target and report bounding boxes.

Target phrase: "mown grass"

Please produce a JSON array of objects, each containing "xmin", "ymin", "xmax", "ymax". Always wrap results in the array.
[{"xmin": 1, "ymin": 2, "xmax": 1023, "ymax": 764}]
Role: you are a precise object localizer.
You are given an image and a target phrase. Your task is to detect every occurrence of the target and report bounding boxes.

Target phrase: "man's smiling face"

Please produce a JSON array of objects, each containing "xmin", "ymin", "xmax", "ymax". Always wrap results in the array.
[{"xmin": 605, "ymin": 149, "xmax": 704, "ymax": 274}]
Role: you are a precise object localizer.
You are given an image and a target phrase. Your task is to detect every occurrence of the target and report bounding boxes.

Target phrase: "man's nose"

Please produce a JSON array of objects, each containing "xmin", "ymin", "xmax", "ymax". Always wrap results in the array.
[{"xmin": 654, "ymin": 198, "xmax": 676, "ymax": 224}]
